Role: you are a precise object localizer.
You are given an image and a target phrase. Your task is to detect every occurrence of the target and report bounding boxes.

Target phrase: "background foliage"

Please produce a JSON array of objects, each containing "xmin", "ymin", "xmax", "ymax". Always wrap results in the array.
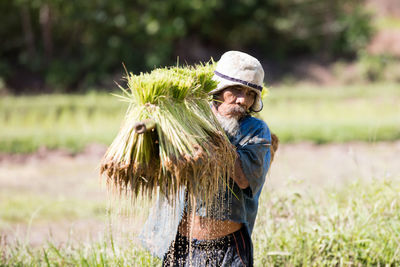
[{"xmin": 0, "ymin": 0, "xmax": 372, "ymax": 92}]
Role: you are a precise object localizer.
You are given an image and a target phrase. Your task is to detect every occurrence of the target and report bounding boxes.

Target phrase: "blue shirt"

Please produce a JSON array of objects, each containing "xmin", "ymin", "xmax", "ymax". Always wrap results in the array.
[{"xmin": 139, "ymin": 115, "xmax": 272, "ymax": 258}]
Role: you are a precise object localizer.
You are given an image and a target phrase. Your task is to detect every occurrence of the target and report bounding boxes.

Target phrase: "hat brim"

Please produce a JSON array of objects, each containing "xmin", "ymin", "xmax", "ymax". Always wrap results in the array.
[{"xmin": 209, "ymin": 75, "xmax": 263, "ymax": 112}]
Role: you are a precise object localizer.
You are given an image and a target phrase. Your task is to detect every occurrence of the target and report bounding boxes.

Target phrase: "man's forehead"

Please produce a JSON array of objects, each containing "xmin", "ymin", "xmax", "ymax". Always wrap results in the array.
[
  {"xmin": 224, "ymin": 85, "xmax": 254, "ymax": 94},
  {"xmin": 229, "ymin": 85, "xmax": 245, "ymax": 90}
]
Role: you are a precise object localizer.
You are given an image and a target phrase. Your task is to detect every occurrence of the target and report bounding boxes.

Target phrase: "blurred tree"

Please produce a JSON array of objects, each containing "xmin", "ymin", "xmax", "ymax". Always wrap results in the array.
[{"xmin": 0, "ymin": 0, "xmax": 373, "ymax": 93}]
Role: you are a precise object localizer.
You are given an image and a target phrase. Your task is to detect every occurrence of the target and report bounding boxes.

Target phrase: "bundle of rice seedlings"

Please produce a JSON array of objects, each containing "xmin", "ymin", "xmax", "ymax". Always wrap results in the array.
[{"xmin": 100, "ymin": 63, "xmax": 236, "ymax": 205}]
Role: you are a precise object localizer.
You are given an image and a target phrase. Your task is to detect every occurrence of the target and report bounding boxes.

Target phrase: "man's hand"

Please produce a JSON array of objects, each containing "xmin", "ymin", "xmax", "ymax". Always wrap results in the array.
[
  {"xmin": 270, "ymin": 133, "xmax": 279, "ymax": 163},
  {"xmin": 232, "ymin": 153, "xmax": 250, "ymax": 189}
]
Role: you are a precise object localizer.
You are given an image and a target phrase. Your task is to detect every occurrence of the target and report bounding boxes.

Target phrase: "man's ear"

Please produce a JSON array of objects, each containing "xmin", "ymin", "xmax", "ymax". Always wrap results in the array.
[{"xmin": 212, "ymin": 93, "xmax": 222, "ymax": 106}]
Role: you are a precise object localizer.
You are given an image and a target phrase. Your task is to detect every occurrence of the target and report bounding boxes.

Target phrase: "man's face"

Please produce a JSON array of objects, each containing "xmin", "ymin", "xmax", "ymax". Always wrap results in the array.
[{"xmin": 215, "ymin": 86, "xmax": 256, "ymax": 119}]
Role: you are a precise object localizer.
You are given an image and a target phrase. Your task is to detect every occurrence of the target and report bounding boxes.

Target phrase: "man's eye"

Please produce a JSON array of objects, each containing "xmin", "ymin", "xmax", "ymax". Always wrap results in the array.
[{"xmin": 247, "ymin": 91, "xmax": 256, "ymax": 97}]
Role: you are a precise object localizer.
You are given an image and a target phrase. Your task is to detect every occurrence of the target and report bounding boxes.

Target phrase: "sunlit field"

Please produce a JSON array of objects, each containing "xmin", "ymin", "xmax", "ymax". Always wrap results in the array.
[
  {"xmin": 261, "ymin": 83, "xmax": 400, "ymax": 144},
  {"xmin": 253, "ymin": 179, "xmax": 400, "ymax": 266},
  {"xmin": 1, "ymin": 83, "xmax": 399, "ymax": 154},
  {"xmin": 0, "ymin": 93, "xmax": 126, "ymax": 154},
  {"xmin": 1, "ymin": 141, "xmax": 399, "ymax": 266},
  {"xmin": 2, "ymin": 175, "xmax": 399, "ymax": 266},
  {"xmin": 1, "ymin": 83, "xmax": 400, "ymax": 266}
]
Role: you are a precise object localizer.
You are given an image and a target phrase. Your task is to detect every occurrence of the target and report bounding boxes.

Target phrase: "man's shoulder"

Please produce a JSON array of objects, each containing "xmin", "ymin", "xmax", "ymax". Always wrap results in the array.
[
  {"xmin": 239, "ymin": 116, "xmax": 271, "ymax": 141},
  {"xmin": 240, "ymin": 116, "xmax": 269, "ymax": 131}
]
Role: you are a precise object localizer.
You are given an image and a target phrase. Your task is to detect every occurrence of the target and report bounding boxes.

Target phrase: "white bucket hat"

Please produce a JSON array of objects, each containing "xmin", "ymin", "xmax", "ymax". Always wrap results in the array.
[{"xmin": 210, "ymin": 51, "xmax": 265, "ymax": 112}]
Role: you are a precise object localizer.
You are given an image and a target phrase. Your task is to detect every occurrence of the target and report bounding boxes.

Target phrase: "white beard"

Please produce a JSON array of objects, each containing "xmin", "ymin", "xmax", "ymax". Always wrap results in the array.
[{"xmin": 215, "ymin": 112, "xmax": 240, "ymax": 139}]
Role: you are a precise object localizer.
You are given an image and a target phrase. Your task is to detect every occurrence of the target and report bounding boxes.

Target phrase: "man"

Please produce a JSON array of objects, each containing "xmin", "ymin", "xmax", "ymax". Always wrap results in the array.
[{"xmin": 140, "ymin": 51, "xmax": 276, "ymax": 266}]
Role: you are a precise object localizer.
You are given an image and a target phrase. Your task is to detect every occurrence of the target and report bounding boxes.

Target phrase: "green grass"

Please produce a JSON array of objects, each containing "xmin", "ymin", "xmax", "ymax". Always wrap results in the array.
[
  {"xmin": 0, "ymin": 235, "xmax": 161, "ymax": 267},
  {"xmin": 0, "ymin": 193, "xmax": 105, "ymax": 226},
  {"xmin": 261, "ymin": 83, "xmax": 400, "ymax": 144},
  {"xmin": 0, "ymin": 93, "xmax": 128, "ymax": 153},
  {"xmin": 1, "ymin": 83, "xmax": 400, "ymax": 153},
  {"xmin": 1, "ymin": 179, "xmax": 399, "ymax": 266},
  {"xmin": 254, "ymin": 178, "xmax": 400, "ymax": 266}
]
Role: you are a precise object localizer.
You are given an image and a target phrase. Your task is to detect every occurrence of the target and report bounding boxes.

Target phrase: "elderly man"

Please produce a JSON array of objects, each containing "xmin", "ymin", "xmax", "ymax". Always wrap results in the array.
[{"xmin": 140, "ymin": 51, "xmax": 276, "ymax": 267}]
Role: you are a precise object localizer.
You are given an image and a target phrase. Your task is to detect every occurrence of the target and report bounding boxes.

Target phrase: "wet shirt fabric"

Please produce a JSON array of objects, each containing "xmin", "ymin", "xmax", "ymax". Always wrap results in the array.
[{"xmin": 139, "ymin": 115, "xmax": 272, "ymax": 259}]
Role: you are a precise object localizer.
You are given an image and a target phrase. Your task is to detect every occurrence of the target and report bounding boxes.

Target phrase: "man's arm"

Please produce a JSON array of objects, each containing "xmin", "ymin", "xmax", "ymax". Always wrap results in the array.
[
  {"xmin": 233, "ymin": 132, "xmax": 279, "ymax": 190},
  {"xmin": 233, "ymin": 119, "xmax": 275, "ymax": 196},
  {"xmin": 232, "ymin": 153, "xmax": 250, "ymax": 189}
]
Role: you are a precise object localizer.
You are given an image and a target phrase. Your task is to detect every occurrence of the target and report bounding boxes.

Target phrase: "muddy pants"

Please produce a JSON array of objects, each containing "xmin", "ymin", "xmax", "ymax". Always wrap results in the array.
[{"xmin": 162, "ymin": 227, "xmax": 253, "ymax": 267}]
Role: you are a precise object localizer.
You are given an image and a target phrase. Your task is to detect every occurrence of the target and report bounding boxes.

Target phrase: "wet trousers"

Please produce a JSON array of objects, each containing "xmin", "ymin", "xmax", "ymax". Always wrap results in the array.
[{"xmin": 162, "ymin": 226, "xmax": 253, "ymax": 267}]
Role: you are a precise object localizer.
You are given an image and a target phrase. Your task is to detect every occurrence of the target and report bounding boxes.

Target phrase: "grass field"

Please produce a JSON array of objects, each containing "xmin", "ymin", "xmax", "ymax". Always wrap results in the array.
[
  {"xmin": 0, "ymin": 93, "xmax": 126, "ymax": 154},
  {"xmin": 1, "ymin": 83, "xmax": 399, "ymax": 266},
  {"xmin": 1, "ymin": 141, "xmax": 399, "ymax": 266},
  {"xmin": 261, "ymin": 83, "xmax": 400, "ymax": 144},
  {"xmin": 1, "ymin": 83, "xmax": 400, "ymax": 154},
  {"xmin": 1, "ymin": 179, "xmax": 399, "ymax": 266},
  {"xmin": 254, "ymin": 179, "xmax": 400, "ymax": 266}
]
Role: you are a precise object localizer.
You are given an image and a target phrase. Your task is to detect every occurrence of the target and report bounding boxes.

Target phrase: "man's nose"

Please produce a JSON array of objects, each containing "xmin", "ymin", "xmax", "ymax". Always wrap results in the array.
[{"xmin": 236, "ymin": 95, "xmax": 245, "ymax": 105}]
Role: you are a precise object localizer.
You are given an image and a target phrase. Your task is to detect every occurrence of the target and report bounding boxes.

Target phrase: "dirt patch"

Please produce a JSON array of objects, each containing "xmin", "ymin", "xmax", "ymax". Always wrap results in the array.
[
  {"xmin": 367, "ymin": 29, "xmax": 400, "ymax": 58},
  {"xmin": 267, "ymin": 141, "xmax": 400, "ymax": 192},
  {"xmin": 0, "ymin": 143, "xmax": 107, "ymax": 165},
  {"xmin": 368, "ymin": 0, "xmax": 400, "ymax": 17}
]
